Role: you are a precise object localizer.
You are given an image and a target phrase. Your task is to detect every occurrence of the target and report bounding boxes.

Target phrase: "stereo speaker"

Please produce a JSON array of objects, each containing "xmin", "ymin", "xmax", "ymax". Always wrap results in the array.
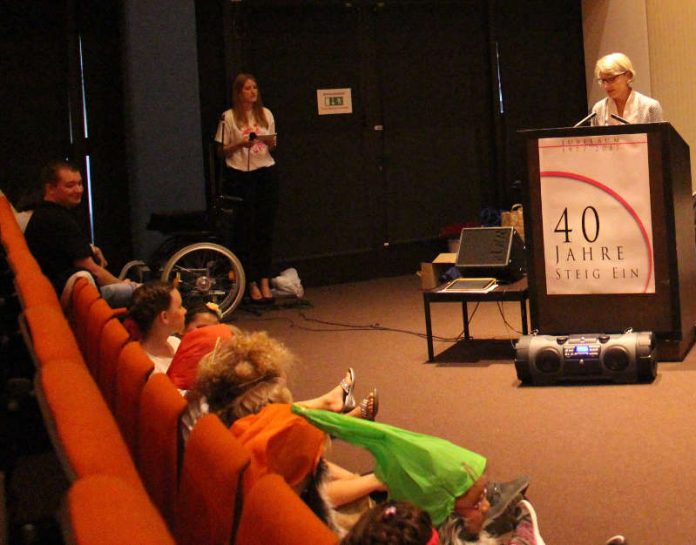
[
  {"xmin": 514, "ymin": 331, "xmax": 657, "ymax": 385},
  {"xmin": 455, "ymin": 226, "xmax": 526, "ymax": 281}
]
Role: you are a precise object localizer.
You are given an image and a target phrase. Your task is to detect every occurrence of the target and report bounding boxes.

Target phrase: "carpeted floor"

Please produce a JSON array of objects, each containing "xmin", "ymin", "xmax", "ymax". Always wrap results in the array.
[{"xmin": 231, "ymin": 274, "xmax": 696, "ymax": 545}]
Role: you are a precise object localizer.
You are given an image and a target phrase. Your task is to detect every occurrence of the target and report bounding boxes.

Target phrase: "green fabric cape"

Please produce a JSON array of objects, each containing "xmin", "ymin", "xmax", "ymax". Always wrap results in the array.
[{"xmin": 291, "ymin": 405, "xmax": 486, "ymax": 525}]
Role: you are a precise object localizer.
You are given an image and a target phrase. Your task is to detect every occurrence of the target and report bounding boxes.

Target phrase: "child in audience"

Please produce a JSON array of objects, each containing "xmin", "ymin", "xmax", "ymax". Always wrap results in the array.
[
  {"xmin": 343, "ymin": 497, "xmax": 550, "ymax": 545},
  {"xmin": 183, "ymin": 300, "xmax": 223, "ymax": 332},
  {"xmin": 168, "ymin": 299, "xmax": 246, "ymax": 392},
  {"xmin": 127, "ymin": 280, "xmax": 186, "ymax": 373},
  {"xmin": 292, "ymin": 406, "xmax": 547, "ymax": 545},
  {"xmin": 179, "ymin": 329, "xmax": 378, "ymax": 444},
  {"xmin": 194, "ymin": 330, "xmax": 378, "ymax": 424},
  {"xmin": 229, "ymin": 403, "xmax": 386, "ymax": 535},
  {"xmin": 167, "ymin": 323, "xmax": 234, "ymax": 392},
  {"xmin": 341, "ymin": 501, "xmax": 437, "ymax": 545},
  {"xmin": 345, "ymin": 498, "xmax": 627, "ymax": 545}
]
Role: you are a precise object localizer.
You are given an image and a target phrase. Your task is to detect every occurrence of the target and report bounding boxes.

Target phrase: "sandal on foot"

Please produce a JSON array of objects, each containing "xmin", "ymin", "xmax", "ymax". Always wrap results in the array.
[
  {"xmin": 340, "ymin": 367, "xmax": 356, "ymax": 413},
  {"xmin": 359, "ymin": 388, "xmax": 379, "ymax": 421}
]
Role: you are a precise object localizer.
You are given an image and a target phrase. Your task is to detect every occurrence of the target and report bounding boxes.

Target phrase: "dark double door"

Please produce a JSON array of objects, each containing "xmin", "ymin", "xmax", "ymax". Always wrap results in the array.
[{"xmin": 226, "ymin": 1, "xmax": 494, "ymax": 282}]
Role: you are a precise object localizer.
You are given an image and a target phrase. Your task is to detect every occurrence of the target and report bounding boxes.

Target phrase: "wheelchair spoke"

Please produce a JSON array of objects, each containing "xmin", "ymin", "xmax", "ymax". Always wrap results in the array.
[{"xmin": 161, "ymin": 242, "xmax": 246, "ymax": 317}]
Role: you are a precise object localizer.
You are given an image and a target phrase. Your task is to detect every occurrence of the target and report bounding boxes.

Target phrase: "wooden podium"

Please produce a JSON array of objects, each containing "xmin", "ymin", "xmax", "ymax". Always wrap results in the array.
[{"xmin": 521, "ymin": 122, "xmax": 696, "ymax": 361}]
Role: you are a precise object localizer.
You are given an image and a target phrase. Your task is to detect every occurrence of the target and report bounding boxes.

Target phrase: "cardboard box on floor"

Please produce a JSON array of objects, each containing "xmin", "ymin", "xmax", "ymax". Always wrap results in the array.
[{"xmin": 419, "ymin": 253, "xmax": 456, "ymax": 290}]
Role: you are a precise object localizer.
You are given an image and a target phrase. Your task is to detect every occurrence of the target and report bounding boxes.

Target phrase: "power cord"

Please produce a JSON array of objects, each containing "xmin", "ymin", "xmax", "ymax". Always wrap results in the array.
[
  {"xmin": 234, "ymin": 295, "xmax": 523, "ymax": 346},
  {"xmin": 235, "ymin": 311, "xmax": 468, "ymax": 342}
]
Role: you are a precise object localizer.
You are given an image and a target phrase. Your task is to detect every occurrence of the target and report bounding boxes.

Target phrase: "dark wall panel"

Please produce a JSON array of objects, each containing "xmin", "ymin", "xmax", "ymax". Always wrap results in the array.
[
  {"xmin": 122, "ymin": 0, "xmax": 207, "ymax": 260},
  {"xmin": 201, "ymin": 1, "xmax": 497, "ymax": 284},
  {"xmin": 227, "ymin": 5, "xmax": 380, "ymax": 263},
  {"xmin": 491, "ymin": 0, "xmax": 587, "ymax": 206},
  {"xmin": 78, "ymin": 0, "xmax": 132, "ymax": 268},
  {"xmin": 376, "ymin": 1, "xmax": 491, "ymax": 243},
  {"xmin": 0, "ymin": 2, "xmax": 70, "ymax": 208}
]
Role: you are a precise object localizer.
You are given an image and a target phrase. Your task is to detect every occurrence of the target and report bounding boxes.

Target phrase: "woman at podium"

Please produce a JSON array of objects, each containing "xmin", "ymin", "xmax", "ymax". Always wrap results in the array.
[{"xmin": 591, "ymin": 52, "xmax": 663, "ymax": 125}]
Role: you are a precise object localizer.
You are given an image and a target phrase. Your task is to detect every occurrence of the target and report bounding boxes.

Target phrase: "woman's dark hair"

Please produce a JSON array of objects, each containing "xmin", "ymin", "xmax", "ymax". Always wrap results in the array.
[
  {"xmin": 184, "ymin": 300, "xmax": 220, "ymax": 326},
  {"xmin": 128, "ymin": 280, "xmax": 173, "ymax": 336},
  {"xmin": 341, "ymin": 500, "xmax": 433, "ymax": 545}
]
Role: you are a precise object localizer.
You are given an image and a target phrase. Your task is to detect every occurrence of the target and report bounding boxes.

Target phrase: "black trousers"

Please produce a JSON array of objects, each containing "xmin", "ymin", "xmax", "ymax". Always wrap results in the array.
[{"xmin": 223, "ymin": 165, "xmax": 279, "ymax": 283}]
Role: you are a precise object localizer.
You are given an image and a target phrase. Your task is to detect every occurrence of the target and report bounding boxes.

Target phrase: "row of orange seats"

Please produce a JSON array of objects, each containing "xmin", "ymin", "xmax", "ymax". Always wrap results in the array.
[{"xmin": 0, "ymin": 195, "xmax": 338, "ymax": 545}]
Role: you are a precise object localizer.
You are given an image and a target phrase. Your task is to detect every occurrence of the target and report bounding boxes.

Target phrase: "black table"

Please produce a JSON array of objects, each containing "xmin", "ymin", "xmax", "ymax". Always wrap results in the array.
[{"xmin": 422, "ymin": 277, "xmax": 529, "ymax": 361}]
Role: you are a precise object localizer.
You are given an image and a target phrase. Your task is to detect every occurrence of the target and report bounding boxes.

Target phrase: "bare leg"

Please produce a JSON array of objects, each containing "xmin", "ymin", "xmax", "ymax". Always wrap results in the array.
[
  {"xmin": 295, "ymin": 371, "xmax": 352, "ymax": 413},
  {"xmin": 323, "ymin": 468, "xmax": 386, "ymax": 507}
]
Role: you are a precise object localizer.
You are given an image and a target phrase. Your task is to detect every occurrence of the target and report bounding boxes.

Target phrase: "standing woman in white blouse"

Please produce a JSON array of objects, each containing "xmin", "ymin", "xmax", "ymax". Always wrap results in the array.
[
  {"xmin": 591, "ymin": 52, "xmax": 664, "ymax": 126},
  {"xmin": 216, "ymin": 73, "xmax": 278, "ymax": 303}
]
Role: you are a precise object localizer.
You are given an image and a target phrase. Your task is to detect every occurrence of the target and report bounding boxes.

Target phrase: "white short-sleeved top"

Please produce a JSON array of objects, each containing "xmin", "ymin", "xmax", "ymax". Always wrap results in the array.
[{"xmin": 214, "ymin": 107, "xmax": 276, "ymax": 171}]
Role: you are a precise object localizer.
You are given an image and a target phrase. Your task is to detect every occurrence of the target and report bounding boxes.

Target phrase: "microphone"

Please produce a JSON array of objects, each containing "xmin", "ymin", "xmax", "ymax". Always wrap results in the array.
[
  {"xmin": 611, "ymin": 113, "xmax": 630, "ymax": 124},
  {"xmin": 248, "ymin": 132, "xmax": 257, "ymax": 141},
  {"xmin": 573, "ymin": 112, "xmax": 596, "ymax": 127},
  {"xmin": 219, "ymin": 113, "xmax": 226, "ymax": 145}
]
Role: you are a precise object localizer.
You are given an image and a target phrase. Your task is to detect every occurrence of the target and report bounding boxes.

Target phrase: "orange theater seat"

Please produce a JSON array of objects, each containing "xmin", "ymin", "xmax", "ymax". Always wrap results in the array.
[
  {"xmin": 68, "ymin": 277, "xmax": 101, "ymax": 348},
  {"xmin": 175, "ymin": 414, "xmax": 250, "ymax": 545},
  {"xmin": 14, "ymin": 270, "xmax": 61, "ymax": 309},
  {"xmin": 21, "ymin": 305, "xmax": 85, "ymax": 368},
  {"xmin": 137, "ymin": 374, "xmax": 187, "ymax": 529},
  {"xmin": 61, "ymin": 475, "xmax": 175, "ymax": 545},
  {"xmin": 6, "ymin": 244, "xmax": 41, "ymax": 277},
  {"xmin": 95, "ymin": 318, "xmax": 130, "ymax": 409},
  {"xmin": 114, "ymin": 341, "xmax": 154, "ymax": 455},
  {"xmin": 236, "ymin": 473, "xmax": 339, "ymax": 545},
  {"xmin": 35, "ymin": 358, "xmax": 142, "ymax": 489},
  {"xmin": 83, "ymin": 298, "xmax": 120, "ymax": 377},
  {"xmin": 0, "ymin": 196, "xmax": 31, "ymax": 258}
]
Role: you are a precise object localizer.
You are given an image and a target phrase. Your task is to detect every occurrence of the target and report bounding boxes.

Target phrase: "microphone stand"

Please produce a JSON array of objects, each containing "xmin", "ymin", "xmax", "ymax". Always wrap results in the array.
[
  {"xmin": 573, "ymin": 112, "xmax": 597, "ymax": 128},
  {"xmin": 610, "ymin": 113, "xmax": 630, "ymax": 124},
  {"xmin": 218, "ymin": 114, "xmax": 227, "ymax": 198}
]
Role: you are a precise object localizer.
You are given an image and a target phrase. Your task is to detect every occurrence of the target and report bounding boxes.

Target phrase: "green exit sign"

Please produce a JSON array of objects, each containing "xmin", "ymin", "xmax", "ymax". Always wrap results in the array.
[{"xmin": 317, "ymin": 88, "xmax": 352, "ymax": 115}]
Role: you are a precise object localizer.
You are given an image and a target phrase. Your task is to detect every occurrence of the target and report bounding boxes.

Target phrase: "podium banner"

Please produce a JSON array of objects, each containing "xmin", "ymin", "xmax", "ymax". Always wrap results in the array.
[{"xmin": 538, "ymin": 133, "xmax": 654, "ymax": 295}]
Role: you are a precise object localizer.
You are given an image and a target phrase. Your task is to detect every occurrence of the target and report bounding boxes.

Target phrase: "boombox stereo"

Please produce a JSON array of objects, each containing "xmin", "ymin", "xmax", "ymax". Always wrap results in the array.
[{"xmin": 514, "ymin": 330, "xmax": 657, "ymax": 385}]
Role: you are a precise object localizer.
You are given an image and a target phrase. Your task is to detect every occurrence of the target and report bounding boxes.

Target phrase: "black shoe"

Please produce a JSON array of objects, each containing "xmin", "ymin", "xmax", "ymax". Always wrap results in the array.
[{"xmin": 484, "ymin": 476, "xmax": 530, "ymax": 536}]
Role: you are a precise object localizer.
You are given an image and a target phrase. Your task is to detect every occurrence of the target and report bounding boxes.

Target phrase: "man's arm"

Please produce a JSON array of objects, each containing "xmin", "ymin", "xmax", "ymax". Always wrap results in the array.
[
  {"xmin": 74, "ymin": 256, "xmax": 122, "ymax": 286},
  {"xmin": 90, "ymin": 244, "xmax": 108, "ymax": 267}
]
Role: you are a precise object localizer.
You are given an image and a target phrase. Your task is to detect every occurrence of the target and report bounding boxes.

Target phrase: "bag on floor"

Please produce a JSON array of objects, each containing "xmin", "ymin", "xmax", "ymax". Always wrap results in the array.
[{"xmin": 272, "ymin": 268, "xmax": 304, "ymax": 298}]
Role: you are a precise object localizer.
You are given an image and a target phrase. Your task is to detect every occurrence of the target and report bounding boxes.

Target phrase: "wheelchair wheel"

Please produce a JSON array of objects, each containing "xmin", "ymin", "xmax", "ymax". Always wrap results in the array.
[
  {"xmin": 160, "ymin": 242, "xmax": 245, "ymax": 318},
  {"xmin": 118, "ymin": 260, "xmax": 151, "ymax": 283}
]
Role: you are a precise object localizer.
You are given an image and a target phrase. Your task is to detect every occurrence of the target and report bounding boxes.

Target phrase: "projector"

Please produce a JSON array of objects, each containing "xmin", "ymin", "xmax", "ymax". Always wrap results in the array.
[{"xmin": 514, "ymin": 330, "xmax": 657, "ymax": 385}]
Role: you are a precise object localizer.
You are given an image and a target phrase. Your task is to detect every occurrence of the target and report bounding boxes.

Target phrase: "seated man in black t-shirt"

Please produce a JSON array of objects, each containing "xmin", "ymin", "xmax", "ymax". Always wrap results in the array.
[{"xmin": 24, "ymin": 160, "xmax": 136, "ymax": 308}]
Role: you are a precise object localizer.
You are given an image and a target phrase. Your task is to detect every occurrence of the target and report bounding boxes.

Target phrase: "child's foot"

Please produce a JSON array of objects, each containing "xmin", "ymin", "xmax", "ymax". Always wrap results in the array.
[
  {"xmin": 323, "ymin": 369, "xmax": 356, "ymax": 413},
  {"xmin": 347, "ymin": 388, "xmax": 379, "ymax": 420}
]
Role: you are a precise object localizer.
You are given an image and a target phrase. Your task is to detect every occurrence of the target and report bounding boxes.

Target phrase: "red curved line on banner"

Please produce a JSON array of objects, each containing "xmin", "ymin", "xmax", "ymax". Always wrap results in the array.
[{"xmin": 540, "ymin": 170, "xmax": 653, "ymax": 293}]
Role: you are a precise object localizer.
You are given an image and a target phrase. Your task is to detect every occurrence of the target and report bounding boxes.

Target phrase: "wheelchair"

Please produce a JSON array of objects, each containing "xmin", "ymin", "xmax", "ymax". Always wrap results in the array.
[{"xmin": 120, "ymin": 146, "xmax": 246, "ymax": 319}]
